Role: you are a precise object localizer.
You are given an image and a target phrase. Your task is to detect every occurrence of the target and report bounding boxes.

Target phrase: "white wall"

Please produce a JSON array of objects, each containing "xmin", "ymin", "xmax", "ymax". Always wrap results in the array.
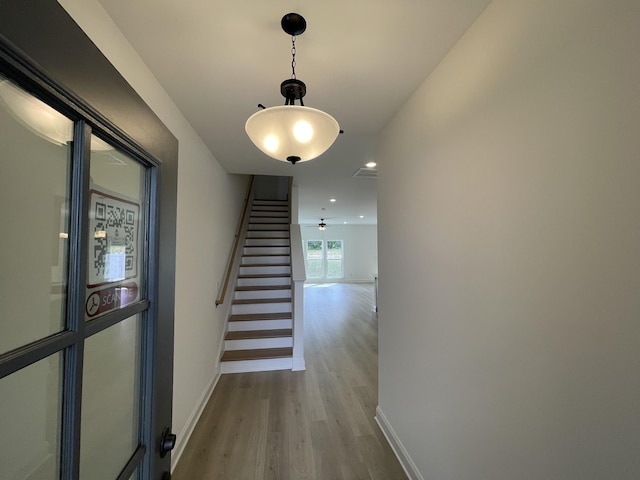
[
  {"xmin": 301, "ymin": 224, "xmax": 377, "ymax": 282},
  {"xmin": 377, "ymin": 1, "xmax": 640, "ymax": 479},
  {"xmin": 58, "ymin": 0, "xmax": 248, "ymax": 467}
]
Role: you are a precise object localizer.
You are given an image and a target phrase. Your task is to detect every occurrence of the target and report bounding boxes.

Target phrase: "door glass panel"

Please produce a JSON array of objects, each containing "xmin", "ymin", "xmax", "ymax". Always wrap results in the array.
[
  {"xmin": 305, "ymin": 240, "xmax": 323, "ymax": 279},
  {"xmin": 326, "ymin": 240, "xmax": 344, "ymax": 279},
  {"xmin": 0, "ymin": 76, "xmax": 72, "ymax": 354},
  {"xmin": 0, "ymin": 353, "xmax": 62, "ymax": 479},
  {"xmin": 80, "ymin": 314, "xmax": 141, "ymax": 479},
  {"xmin": 86, "ymin": 137, "xmax": 146, "ymax": 320}
]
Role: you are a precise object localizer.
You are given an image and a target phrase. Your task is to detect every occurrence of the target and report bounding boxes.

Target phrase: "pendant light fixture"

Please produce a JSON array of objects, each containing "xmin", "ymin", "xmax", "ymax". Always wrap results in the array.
[
  {"xmin": 318, "ymin": 219, "xmax": 327, "ymax": 231},
  {"xmin": 245, "ymin": 13, "xmax": 340, "ymax": 165}
]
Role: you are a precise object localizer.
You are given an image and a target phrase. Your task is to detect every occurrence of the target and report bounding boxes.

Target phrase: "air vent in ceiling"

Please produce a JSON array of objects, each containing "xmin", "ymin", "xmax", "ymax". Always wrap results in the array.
[{"xmin": 352, "ymin": 168, "xmax": 377, "ymax": 179}]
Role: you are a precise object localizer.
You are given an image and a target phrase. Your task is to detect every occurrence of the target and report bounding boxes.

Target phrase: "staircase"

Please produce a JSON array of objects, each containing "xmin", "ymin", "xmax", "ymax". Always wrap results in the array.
[{"xmin": 220, "ymin": 199, "xmax": 295, "ymax": 374}]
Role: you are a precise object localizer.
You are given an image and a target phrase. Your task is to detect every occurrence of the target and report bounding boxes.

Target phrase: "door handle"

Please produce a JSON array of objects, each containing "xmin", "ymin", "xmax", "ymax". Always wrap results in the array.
[{"xmin": 160, "ymin": 427, "xmax": 176, "ymax": 458}]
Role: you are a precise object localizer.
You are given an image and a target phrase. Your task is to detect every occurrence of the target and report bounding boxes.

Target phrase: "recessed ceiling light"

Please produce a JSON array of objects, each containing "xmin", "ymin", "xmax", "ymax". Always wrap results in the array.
[
  {"xmin": 343, "ymin": 221, "xmax": 347, "ymax": 224},
  {"xmin": 359, "ymin": 215, "xmax": 364, "ymax": 219},
  {"xmin": 365, "ymin": 162, "xmax": 377, "ymax": 168},
  {"xmin": 330, "ymin": 198, "xmax": 336, "ymax": 203}
]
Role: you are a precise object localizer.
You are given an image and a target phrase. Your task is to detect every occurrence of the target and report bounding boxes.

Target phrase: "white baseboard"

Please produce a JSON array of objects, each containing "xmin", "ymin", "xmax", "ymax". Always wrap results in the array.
[
  {"xmin": 292, "ymin": 356, "xmax": 306, "ymax": 371},
  {"xmin": 171, "ymin": 372, "xmax": 221, "ymax": 472},
  {"xmin": 375, "ymin": 406, "xmax": 424, "ymax": 480}
]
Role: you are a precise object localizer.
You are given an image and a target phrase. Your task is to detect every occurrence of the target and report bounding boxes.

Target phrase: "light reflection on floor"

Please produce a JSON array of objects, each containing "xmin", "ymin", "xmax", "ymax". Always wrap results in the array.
[{"xmin": 304, "ymin": 283, "xmax": 337, "ymax": 288}]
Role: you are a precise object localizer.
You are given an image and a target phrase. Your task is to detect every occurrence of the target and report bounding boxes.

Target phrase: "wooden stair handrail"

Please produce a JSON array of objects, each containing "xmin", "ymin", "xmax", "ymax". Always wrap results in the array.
[{"xmin": 216, "ymin": 175, "xmax": 254, "ymax": 306}]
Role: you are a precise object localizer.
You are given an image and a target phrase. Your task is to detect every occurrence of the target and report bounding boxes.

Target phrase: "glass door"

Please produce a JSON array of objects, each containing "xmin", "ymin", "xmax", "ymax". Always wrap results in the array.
[
  {"xmin": 78, "ymin": 136, "xmax": 151, "ymax": 479},
  {"xmin": 0, "ymin": 72, "xmax": 162, "ymax": 479},
  {"xmin": 304, "ymin": 239, "xmax": 344, "ymax": 280}
]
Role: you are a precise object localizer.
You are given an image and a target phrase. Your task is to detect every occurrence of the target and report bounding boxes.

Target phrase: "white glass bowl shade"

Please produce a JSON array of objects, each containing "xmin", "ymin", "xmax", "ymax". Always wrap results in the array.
[{"xmin": 245, "ymin": 105, "xmax": 339, "ymax": 163}]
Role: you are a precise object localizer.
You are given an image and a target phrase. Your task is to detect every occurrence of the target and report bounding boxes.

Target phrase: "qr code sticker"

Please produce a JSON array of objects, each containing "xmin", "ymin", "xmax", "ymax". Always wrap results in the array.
[{"xmin": 88, "ymin": 190, "xmax": 140, "ymax": 287}]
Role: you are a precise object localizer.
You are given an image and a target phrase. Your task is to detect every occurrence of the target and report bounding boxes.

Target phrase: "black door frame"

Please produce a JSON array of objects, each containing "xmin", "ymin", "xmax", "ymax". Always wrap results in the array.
[{"xmin": 0, "ymin": 0, "xmax": 178, "ymax": 477}]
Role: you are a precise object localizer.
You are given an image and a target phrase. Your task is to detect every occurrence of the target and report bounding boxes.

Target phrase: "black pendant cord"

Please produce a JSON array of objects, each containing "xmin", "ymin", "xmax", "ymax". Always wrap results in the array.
[
  {"xmin": 281, "ymin": 13, "xmax": 307, "ymax": 107},
  {"xmin": 291, "ymin": 35, "xmax": 297, "ymax": 80}
]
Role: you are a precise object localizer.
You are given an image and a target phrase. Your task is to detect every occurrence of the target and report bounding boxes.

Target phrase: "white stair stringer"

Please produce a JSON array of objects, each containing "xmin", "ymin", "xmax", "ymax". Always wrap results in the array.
[{"xmin": 221, "ymin": 198, "xmax": 295, "ymax": 374}]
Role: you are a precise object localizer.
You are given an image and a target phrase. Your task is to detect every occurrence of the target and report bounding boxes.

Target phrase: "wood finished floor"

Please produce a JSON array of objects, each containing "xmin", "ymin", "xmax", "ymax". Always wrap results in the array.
[{"xmin": 172, "ymin": 283, "xmax": 407, "ymax": 480}]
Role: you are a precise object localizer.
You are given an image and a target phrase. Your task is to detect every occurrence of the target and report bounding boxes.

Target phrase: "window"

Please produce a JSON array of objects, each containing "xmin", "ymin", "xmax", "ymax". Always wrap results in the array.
[
  {"xmin": 305, "ymin": 240, "xmax": 343, "ymax": 280},
  {"xmin": 305, "ymin": 240, "xmax": 323, "ymax": 279},
  {"xmin": 326, "ymin": 240, "xmax": 344, "ymax": 279}
]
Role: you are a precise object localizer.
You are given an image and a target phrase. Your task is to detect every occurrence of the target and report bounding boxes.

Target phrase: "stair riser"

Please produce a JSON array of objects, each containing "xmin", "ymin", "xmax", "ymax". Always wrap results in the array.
[
  {"xmin": 234, "ymin": 289, "xmax": 291, "ymax": 300},
  {"xmin": 251, "ymin": 207, "xmax": 289, "ymax": 213},
  {"xmin": 253, "ymin": 200, "xmax": 288, "ymax": 205},
  {"xmin": 237, "ymin": 277, "xmax": 291, "ymax": 287},
  {"xmin": 246, "ymin": 230, "xmax": 290, "ymax": 238},
  {"xmin": 247, "ymin": 224, "xmax": 290, "ymax": 231},
  {"xmin": 249, "ymin": 217, "xmax": 289, "ymax": 224},
  {"xmin": 232, "ymin": 302, "xmax": 292, "ymax": 315},
  {"xmin": 242, "ymin": 255, "xmax": 290, "ymax": 265},
  {"xmin": 239, "ymin": 265, "xmax": 291, "ymax": 275},
  {"xmin": 250, "ymin": 211, "xmax": 289, "ymax": 217},
  {"xmin": 227, "ymin": 319, "xmax": 292, "ymax": 331},
  {"xmin": 243, "ymin": 246, "xmax": 291, "ymax": 255},
  {"xmin": 225, "ymin": 337, "xmax": 293, "ymax": 350},
  {"xmin": 244, "ymin": 238, "xmax": 290, "ymax": 247},
  {"xmin": 220, "ymin": 357, "xmax": 293, "ymax": 374}
]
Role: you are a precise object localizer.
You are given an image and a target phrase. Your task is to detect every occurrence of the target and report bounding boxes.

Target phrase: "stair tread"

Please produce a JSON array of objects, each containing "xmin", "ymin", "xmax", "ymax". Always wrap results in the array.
[
  {"xmin": 225, "ymin": 329, "xmax": 292, "ymax": 340},
  {"xmin": 245, "ymin": 237, "xmax": 291, "ymax": 240},
  {"xmin": 238, "ymin": 273, "xmax": 291, "ymax": 279},
  {"xmin": 230, "ymin": 312, "xmax": 292, "ymax": 321},
  {"xmin": 221, "ymin": 347, "xmax": 293, "ymax": 362},
  {"xmin": 241, "ymin": 263, "xmax": 291, "ymax": 267},
  {"xmin": 235, "ymin": 285, "xmax": 291, "ymax": 291},
  {"xmin": 233, "ymin": 297, "xmax": 291, "ymax": 305},
  {"xmin": 243, "ymin": 251, "xmax": 291, "ymax": 254}
]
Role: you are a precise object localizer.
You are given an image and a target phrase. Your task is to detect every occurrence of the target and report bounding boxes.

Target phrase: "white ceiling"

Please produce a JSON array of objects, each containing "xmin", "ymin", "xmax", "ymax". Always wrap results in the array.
[{"xmin": 97, "ymin": 0, "xmax": 491, "ymax": 225}]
